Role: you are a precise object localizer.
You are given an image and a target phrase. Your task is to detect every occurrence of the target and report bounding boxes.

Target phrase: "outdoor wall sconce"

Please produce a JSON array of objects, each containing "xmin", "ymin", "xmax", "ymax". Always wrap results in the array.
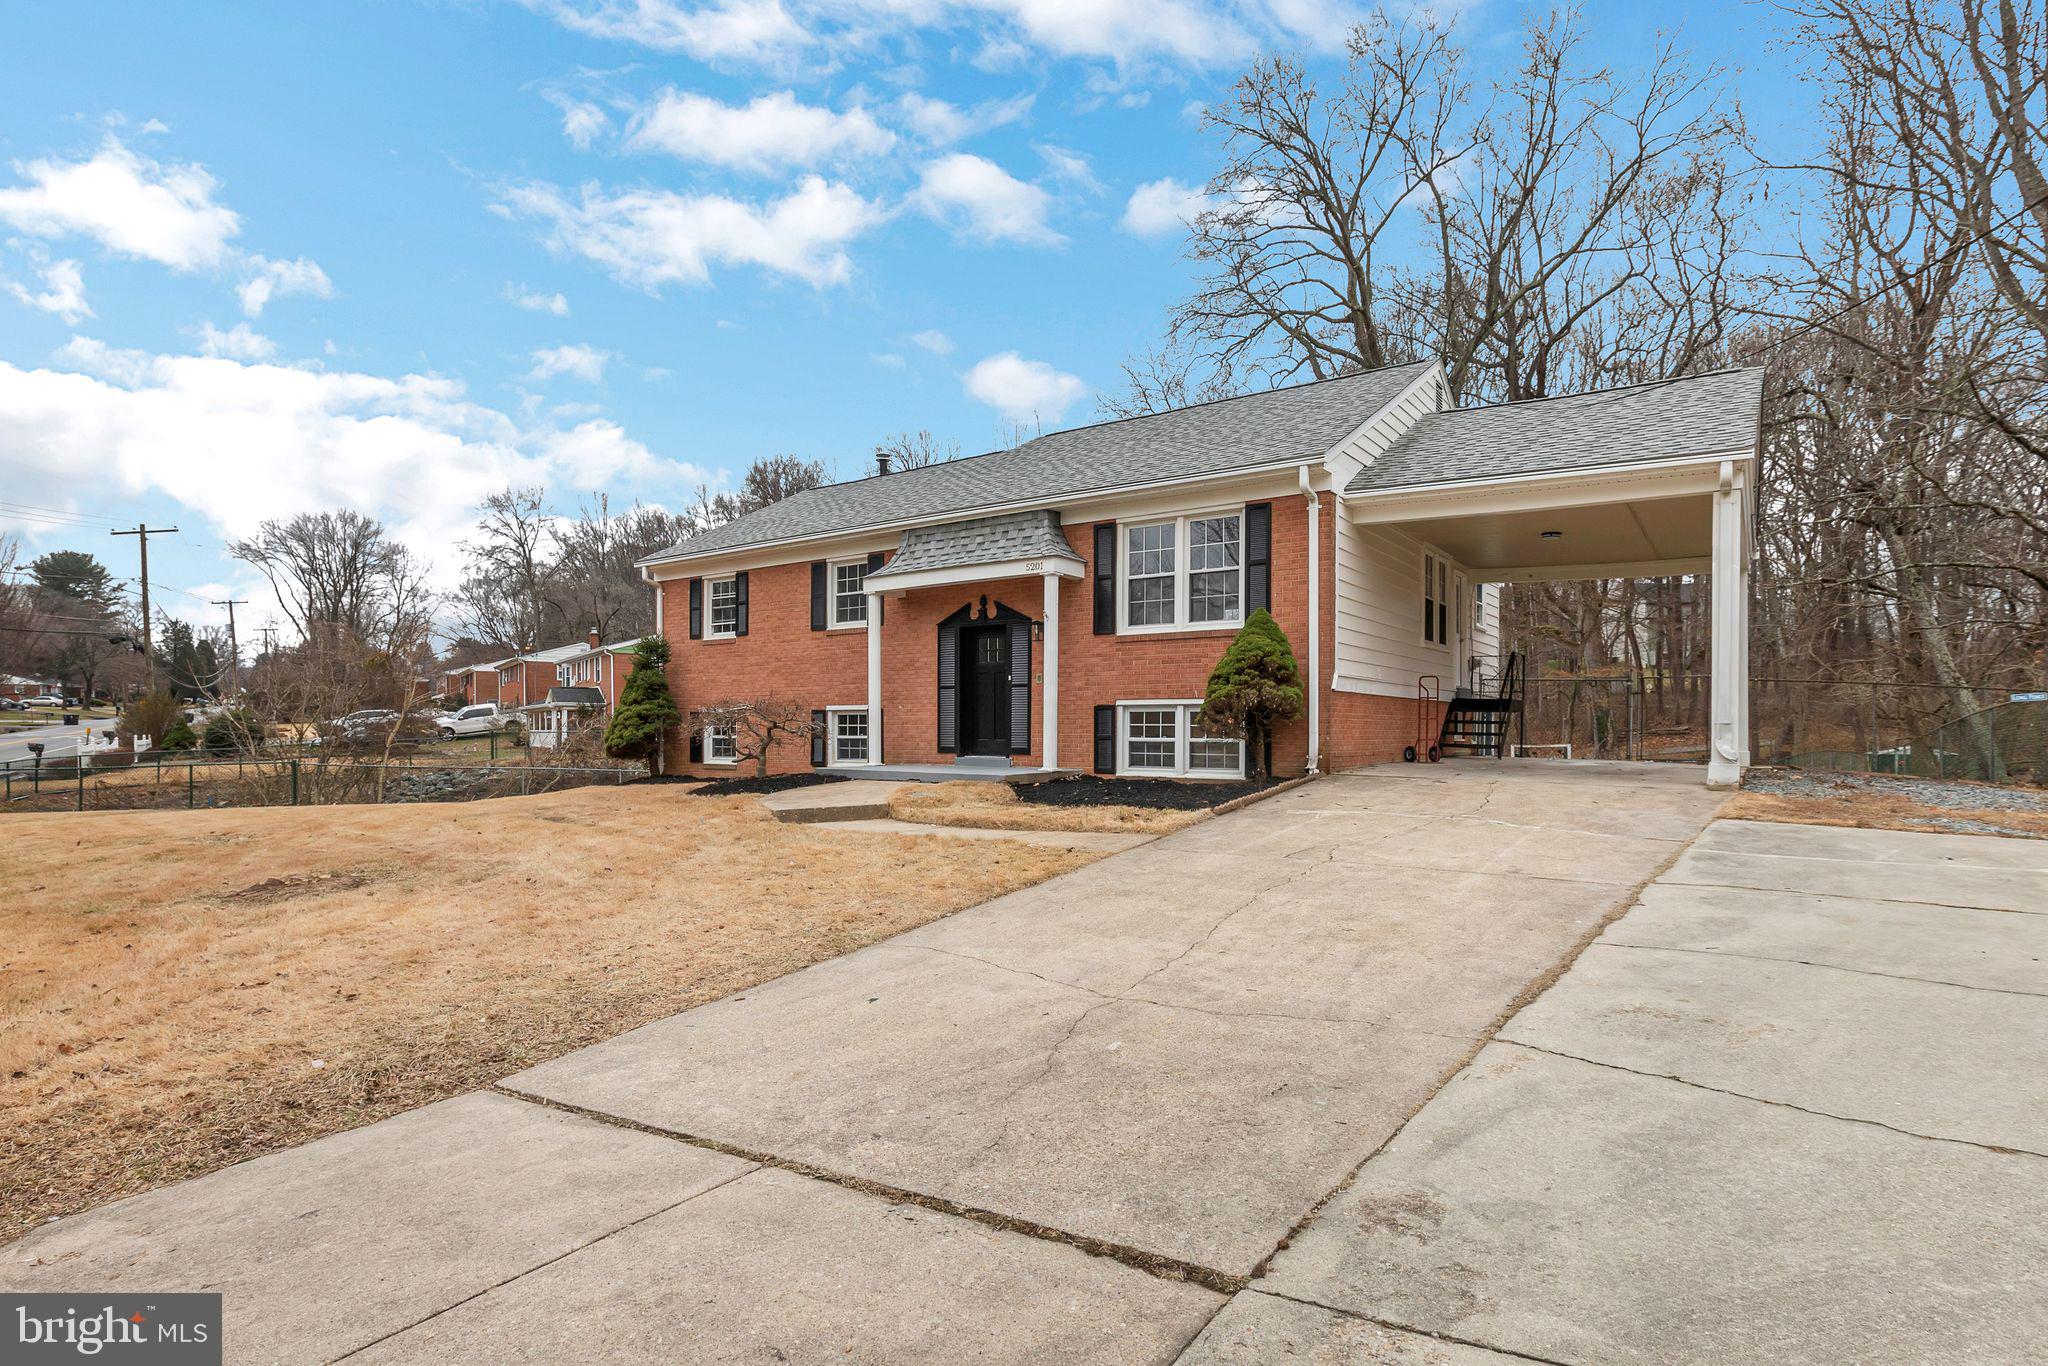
[{"xmin": 1540, "ymin": 530, "xmax": 1563, "ymax": 539}]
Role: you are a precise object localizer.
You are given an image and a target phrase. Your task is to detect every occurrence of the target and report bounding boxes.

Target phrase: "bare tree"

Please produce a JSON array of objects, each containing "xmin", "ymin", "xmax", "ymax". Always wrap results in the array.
[
  {"xmin": 693, "ymin": 697, "xmax": 820, "ymax": 779},
  {"xmin": 552, "ymin": 495, "xmax": 693, "ymax": 640},
  {"xmin": 876, "ymin": 430, "xmax": 961, "ymax": 469},
  {"xmin": 456, "ymin": 488, "xmax": 557, "ymax": 651},
  {"xmin": 229, "ymin": 511, "xmax": 434, "ymax": 651}
]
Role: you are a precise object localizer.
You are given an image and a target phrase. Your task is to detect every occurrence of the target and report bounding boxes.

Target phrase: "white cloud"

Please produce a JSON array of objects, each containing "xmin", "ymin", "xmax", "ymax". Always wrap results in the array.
[
  {"xmin": 0, "ymin": 137, "xmax": 240, "ymax": 271},
  {"xmin": 529, "ymin": 342, "xmax": 611, "ymax": 383},
  {"xmin": 1036, "ymin": 144, "xmax": 1101, "ymax": 192},
  {"xmin": 871, "ymin": 352, "xmax": 906, "ymax": 368},
  {"xmin": 549, "ymin": 94, "xmax": 611, "ymax": 150},
  {"xmin": 963, "ymin": 351, "xmax": 1085, "ymax": 423},
  {"xmin": 0, "ymin": 341, "xmax": 699, "ymax": 585},
  {"xmin": 913, "ymin": 154, "xmax": 1059, "ymax": 246},
  {"xmin": 910, "ymin": 328, "xmax": 952, "ymax": 355},
  {"xmin": 195, "ymin": 321, "xmax": 277, "ymax": 361},
  {"xmin": 892, "ymin": 90, "xmax": 1033, "ymax": 145},
  {"xmin": 236, "ymin": 253, "xmax": 332, "ymax": 317},
  {"xmin": 625, "ymin": 89, "xmax": 895, "ymax": 172},
  {"xmin": 1121, "ymin": 176, "xmax": 1207, "ymax": 238},
  {"xmin": 5, "ymin": 251, "xmax": 91, "ymax": 323},
  {"xmin": 519, "ymin": 0, "xmax": 810, "ymax": 63},
  {"xmin": 498, "ymin": 174, "xmax": 883, "ymax": 288},
  {"xmin": 507, "ymin": 284, "xmax": 571, "ymax": 315}
]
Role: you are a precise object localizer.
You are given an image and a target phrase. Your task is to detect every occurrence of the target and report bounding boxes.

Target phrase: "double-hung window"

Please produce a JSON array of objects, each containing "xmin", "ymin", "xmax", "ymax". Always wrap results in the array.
[
  {"xmin": 1422, "ymin": 552, "xmax": 1448, "ymax": 646},
  {"xmin": 830, "ymin": 708, "xmax": 869, "ymax": 764},
  {"xmin": 831, "ymin": 560, "xmax": 868, "ymax": 627},
  {"xmin": 707, "ymin": 577, "xmax": 739, "ymax": 639},
  {"xmin": 705, "ymin": 723, "xmax": 736, "ymax": 764},
  {"xmin": 1118, "ymin": 701, "xmax": 1244, "ymax": 778},
  {"xmin": 1122, "ymin": 511, "xmax": 1243, "ymax": 632}
]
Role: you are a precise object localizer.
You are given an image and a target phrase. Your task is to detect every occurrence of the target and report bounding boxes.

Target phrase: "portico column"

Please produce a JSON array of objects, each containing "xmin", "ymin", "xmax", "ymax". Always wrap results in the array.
[
  {"xmin": 1041, "ymin": 573, "xmax": 1059, "ymax": 770},
  {"xmin": 1706, "ymin": 460, "xmax": 1746, "ymax": 789},
  {"xmin": 866, "ymin": 590, "xmax": 883, "ymax": 766}
]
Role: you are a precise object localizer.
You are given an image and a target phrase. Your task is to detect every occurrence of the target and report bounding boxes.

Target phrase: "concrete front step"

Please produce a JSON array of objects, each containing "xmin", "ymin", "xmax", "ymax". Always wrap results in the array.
[{"xmin": 758, "ymin": 779, "xmax": 908, "ymax": 824}]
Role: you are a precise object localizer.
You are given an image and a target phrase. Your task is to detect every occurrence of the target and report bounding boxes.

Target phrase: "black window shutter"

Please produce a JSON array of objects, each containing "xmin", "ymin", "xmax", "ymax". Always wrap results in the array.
[
  {"xmin": 688, "ymin": 579, "xmax": 702, "ymax": 639},
  {"xmin": 1093, "ymin": 705, "xmax": 1115, "ymax": 774},
  {"xmin": 1245, "ymin": 503, "xmax": 1272, "ymax": 615},
  {"xmin": 936, "ymin": 623, "xmax": 958, "ymax": 753},
  {"xmin": 1007, "ymin": 616, "xmax": 1032, "ymax": 754},
  {"xmin": 810, "ymin": 562, "xmax": 827, "ymax": 631},
  {"xmin": 810, "ymin": 709, "xmax": 827, "ymax": 765},
  {"xmin": 688, "ymin": 729, "xmax": 703, "ymax": 763},
  {"xmin": 734, "ymin": 571, "xmax": 749, "ymax": 636},
  {"xmin": 866, "ymin": 551, "xmax": 884, "ymax": 574},
  {"xmin": 1092, "ymin": 524, "xmax": 1116, "ymax": 634},
  {"xmin": 866, "ymin": 553, "xmax": 884, "ymax": 627}
]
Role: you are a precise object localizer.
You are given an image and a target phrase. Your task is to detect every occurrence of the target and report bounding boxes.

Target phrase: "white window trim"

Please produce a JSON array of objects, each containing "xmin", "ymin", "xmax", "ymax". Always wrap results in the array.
[
  {"xmin": 703, "ymin": 721, "xmax": 738, "ymax": 765},
  {"xmin": 706, "ymin": 575, "xmax": 739, "ymax": 641},
  {"xmin": 1114, "ymin": 699, "xmax": 1246, "ymax": 780},
  {"xmin": 828, "ymin": 559, "xmax": 870, "ymax": 630},
  {"xmin": 826, "ymin": 704, "xmax": 871, "ymax": 765},
  {"xmin": 1420, "ymin": 547, "xmax": 1452, "ymax": 650},
  {"xmin": 1117, "ymin": 506, "xmax": 1247, "ymax": 636}
]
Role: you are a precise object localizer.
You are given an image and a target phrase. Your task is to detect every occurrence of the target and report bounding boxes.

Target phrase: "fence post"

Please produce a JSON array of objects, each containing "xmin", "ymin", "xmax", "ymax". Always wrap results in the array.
[
  {"xmin": 187, "ymin": 762, "xmax": 195, "ymax": 809},
  {"xmin": 291, "ymin": 759, "xmax": 300, "ymax": 806},
  {"xmin": 77, "ymin": 762, "xmax": 85, "ymax": 811},
  {"xmin": 491, "ymin": 731, "xmax": 498, "ymax": 763}
]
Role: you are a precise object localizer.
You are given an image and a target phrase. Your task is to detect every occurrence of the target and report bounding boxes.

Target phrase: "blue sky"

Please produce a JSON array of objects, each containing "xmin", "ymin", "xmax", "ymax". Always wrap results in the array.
[{"xmin": 0, "ymin": 0, "xmax": 1806, "ymax": 641}]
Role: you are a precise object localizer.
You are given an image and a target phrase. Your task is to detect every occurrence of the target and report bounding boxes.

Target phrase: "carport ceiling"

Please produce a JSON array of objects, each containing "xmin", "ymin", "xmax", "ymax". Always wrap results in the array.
[{"xmin": 1390, "ymin": 492, "xmax": 1711, "ymax": 573}]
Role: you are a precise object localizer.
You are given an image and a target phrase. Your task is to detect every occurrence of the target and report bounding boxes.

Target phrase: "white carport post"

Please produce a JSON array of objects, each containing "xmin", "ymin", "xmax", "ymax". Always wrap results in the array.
[
  {"xmin": 1041, "ymin": 573, "xmax": 1060, "ymax": 769},
  {"xmin": 1707, "ymin": 459, "xmax": 1749, "ymax": 788},
  {"xmin": 866, "ymin": 590, "xmax": 884, "ymax": 766}
]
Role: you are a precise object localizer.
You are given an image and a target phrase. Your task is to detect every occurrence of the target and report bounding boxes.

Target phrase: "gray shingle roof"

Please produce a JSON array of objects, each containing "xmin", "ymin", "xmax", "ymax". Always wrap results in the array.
[
  {"xmin": 866, "ymin": 510, "xmax": 1081, "ymax": 582},
  {"xmin": 538, "ymin": 686, "xmax": 605, "ymax": 708},
  {"xmin": 1348, "ymin": 368, "xmax": 1763, "ymax": 495},
  {"xmin": 647, "ymin": 361, "xmax": 1434, "ymax": 565}
]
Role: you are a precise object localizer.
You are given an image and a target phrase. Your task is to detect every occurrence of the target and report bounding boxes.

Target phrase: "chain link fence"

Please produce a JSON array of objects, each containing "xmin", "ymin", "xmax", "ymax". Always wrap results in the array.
[{"xmin": 3, "ymin": 754, "xmax": 640, "ymax": 813}]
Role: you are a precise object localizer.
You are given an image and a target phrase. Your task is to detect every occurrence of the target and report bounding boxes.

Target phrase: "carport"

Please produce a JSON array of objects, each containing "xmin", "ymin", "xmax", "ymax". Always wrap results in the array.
[{"xmin": 1344, "ymin": 369, "xmax": 1762, "ymax": 787}]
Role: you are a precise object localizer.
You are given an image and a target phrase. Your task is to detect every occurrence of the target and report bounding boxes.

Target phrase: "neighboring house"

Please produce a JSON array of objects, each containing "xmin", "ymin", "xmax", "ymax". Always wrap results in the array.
[
  {"xmin": 1, "ymin": 674, "xmax": 57, "ymax": 701},
  {"xmin": 496, "ymin": 643, "xmax": 585, "ymax": 713},
  {"xmin": 637, "ymin": 362, "xmax": 1762, "ymax": 787},
  {"xmin": 441, "ymin": 663, "xmax": 506, "ymax": 707},
  {"xmin": 524, "ymin": 631, "xmax": 643, "ymax": 749}
]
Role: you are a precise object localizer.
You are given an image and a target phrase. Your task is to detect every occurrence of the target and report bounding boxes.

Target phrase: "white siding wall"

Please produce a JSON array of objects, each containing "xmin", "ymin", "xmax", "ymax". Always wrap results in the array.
[
  {"xmin": 1334, "ymin": 518, "xmax": 1474, "ymax": 695},
  {"xmin": 1472, "ymin": 583, "xmax": 1502, "ymax": 672}
]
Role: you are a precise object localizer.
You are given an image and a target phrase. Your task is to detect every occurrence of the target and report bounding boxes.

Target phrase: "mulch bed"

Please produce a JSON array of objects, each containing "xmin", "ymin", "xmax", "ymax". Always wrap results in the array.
[
  {"xmin": 1011, "ymin": 774, "xmax": 1280, "ymax": 811},
  {"xmin": 677, "ymin": 772, "xmax": 851, "ymax": 797}
]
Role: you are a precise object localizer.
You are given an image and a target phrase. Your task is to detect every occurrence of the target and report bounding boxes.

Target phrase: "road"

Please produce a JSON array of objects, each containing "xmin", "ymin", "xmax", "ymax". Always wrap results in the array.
[{"xmin": 0, "ymin": 715, "xmax": 123, "ymax": 767}]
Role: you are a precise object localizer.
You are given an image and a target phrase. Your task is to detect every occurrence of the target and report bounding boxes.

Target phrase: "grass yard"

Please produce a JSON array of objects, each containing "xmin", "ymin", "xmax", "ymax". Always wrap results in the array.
[
  {"xmin": 0, "ymin": 786, "xmax": 1100, "ymax": 1243},
  {"xmin": 888, "ymin": 781, "xmax": 1210, "ymax": 835}
]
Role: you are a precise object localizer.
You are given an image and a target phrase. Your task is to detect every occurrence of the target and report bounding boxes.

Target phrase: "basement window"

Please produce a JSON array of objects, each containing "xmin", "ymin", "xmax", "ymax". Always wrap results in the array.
[
  {"xmin": 704, "ymin": 723, "xmax": 737, "ymax": 764},
  {"xmin": 1118, "ymin": 701, "xmax": 1244, "ymax": 779},
  {"xmin": 830, "ymin": 708, "xmax": 869, "ymax": 764}
]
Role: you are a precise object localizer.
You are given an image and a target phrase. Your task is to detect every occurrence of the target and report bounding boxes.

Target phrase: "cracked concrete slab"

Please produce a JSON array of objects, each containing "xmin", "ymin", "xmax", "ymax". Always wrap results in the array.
[
  {"xmin": 1260, "ymin": 1043, "xmax": 2048, "ymax": 1366},
  {"xmin": 506, "ymin": 764, "xmax": 1721, "ymax": 1279},
  {"xmin": 1176, "ymin": 1292, "xmax": 1522, "ymax": 1364},
  {"xmin": 1698, "ymin": 817, "xmax": 2048, "ymax": 870},
  {"xmin": 1502, "ymin": 941, "xmax": 2048, "ymax": 1152},
  {"xmin": 1663, "ymin": 843, "xmax": 2046, "ymax": 913},
  {"xmin": 352, "ymin": 1167, "xmax": 1221, "ymax": 1365},
  {"xmin": 1610, "ymin": 881, "xmax": 2048, "ymax": 995},
  {"xmin": 4, "ymin": 1093, "xmax": 753, "ymax": 1364}
]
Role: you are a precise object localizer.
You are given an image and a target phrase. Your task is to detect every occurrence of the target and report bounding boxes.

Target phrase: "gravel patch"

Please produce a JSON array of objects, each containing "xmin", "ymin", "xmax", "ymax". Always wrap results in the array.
[
  {"xmin": 680, "ymin": 772, "xmax": 850, "ymax": 797},
  {"xmin": 1743, "ymin": 767, "xmax": 2048, "ymax": 814}
]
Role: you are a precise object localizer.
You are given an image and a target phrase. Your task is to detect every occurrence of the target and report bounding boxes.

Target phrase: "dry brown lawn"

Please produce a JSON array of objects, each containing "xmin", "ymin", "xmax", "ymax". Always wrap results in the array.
[
  {"xmin": 0, "ymin": 786, "xmax": 1099, "ymax": 1243},
  {"xmin": 888, "ymin": 781, "xmax": 1208, "ymax": 836},
  {"xmin": 1724, "ymin": 789, "xmax": 2048, "ymax": 839}
]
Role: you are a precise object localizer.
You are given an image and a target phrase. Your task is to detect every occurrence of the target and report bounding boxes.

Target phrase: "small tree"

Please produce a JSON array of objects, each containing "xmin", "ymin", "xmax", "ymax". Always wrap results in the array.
[
  {"xmin": 603, "ymin": 637, "xmax": 682, "ymax": 776},
  {"xmin": 1200, "ymin": 608, "xmax": 1304, "ymax": 781},
  {"xmin": 202, "ymin": 708, "xmax": 260, "ymax": 753},
  {"xmin": 120, "ymin": 690, "xmax": 182, "ymax": 745},
  {"xmin": 692, "ymin": 698, "xmax": 820, "ymax": 779},
  {"xmin": 159, "ymin": 716, "xmax": 199, "ymax": 750}
]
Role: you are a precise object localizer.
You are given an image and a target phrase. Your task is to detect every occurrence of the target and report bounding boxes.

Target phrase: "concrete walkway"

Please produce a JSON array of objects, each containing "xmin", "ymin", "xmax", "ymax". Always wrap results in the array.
[
  {"xmin": 1222, "ymin": 816, "xmax": 2048, "ymax": 1364},
  {"xmin": 10, "ymin": 761, "xmax": 1718, "ymax": 1363}
]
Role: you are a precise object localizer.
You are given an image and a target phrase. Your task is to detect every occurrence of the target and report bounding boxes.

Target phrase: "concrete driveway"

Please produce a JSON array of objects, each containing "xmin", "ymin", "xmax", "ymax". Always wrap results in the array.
[{"xmin": 13, "ymin": 762, "xmax": 2040, "ymax": 1363}]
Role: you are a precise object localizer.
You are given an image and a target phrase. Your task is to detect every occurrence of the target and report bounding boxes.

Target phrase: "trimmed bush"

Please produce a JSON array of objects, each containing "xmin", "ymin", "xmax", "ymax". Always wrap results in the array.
[
  {"xmin": 159, "ymin": 717, "xmax": 199, "ymax": 750},
  {"xmin": 1199, "ymin": 608, "xmax": 1304, "ymax": 780},
  {"xmin": 603, "ymin": 637, "xmax": 683, "ymax": 775}
]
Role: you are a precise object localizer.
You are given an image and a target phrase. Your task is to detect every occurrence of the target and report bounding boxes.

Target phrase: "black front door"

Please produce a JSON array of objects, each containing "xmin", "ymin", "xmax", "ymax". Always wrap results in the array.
[{"xmin": 958, "ymin": 624, "xmax": 1011, "ymax": 756}]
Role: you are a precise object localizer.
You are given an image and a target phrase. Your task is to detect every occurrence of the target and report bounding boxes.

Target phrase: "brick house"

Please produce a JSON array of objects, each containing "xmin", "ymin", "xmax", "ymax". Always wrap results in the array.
[
  {"xmin": 637, "ymin": 362, "xmax": 1762, "ymax": 787},
  {"xmin": 523, "ymin": 631, "xmax": 643, "ymax": 749}
]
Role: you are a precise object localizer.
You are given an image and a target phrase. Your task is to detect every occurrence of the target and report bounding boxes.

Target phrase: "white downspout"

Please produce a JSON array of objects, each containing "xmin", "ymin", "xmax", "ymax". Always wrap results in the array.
[{"xmin": 1299, "ymin": 464, "xmax": 1322, "ymax": 776}]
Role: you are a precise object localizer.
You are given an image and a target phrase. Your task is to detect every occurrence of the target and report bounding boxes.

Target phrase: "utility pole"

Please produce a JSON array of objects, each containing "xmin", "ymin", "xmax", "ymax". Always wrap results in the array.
[
  {"xmin": 110, "ymin": 523, "xmax": 177, "ymax": 691},
  {"xmin": 211, "ymin": 597, "xmax": 247, "ymax": 698}
]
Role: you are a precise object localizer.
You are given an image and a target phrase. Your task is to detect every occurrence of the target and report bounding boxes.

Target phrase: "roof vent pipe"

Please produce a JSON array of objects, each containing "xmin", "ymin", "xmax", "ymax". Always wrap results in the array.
[{"xmin": 875, "ymin": 449, "xmax": 894, "ymax": 476}]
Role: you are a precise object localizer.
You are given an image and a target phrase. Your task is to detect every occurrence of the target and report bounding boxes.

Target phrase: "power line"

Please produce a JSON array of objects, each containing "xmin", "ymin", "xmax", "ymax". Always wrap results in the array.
[{"xmin": 109, "ymin": 524, "xmax": 177, "ymax": 690}]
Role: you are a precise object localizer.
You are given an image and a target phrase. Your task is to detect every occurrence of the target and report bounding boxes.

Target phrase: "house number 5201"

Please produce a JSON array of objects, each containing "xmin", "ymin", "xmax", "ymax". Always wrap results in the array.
[{"xmin": 1023, "ymin": 560, "xmax": 1045, "ymax": 572}]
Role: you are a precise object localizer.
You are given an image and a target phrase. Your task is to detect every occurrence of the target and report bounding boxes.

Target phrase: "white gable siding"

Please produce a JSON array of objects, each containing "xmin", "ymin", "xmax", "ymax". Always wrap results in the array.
[
  {"xmin": 1321, "ymin": 365, "xmax": 1446, "ymax": 489},
  {"xmin": 1472, "ymin": 583, "xmax": 1502, "ymax": 673}
]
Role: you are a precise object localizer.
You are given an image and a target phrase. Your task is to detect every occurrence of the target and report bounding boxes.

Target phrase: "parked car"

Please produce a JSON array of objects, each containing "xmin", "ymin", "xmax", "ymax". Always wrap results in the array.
[
  {"xmin": 436, "ymin": 702, "xmax": 507, "ymax": 738},
  {"xmin": 316, "ymin": 709, "xmax": 435, "ymax": 747},
  {"xmin": 0, "ymin": 698, "xmax": 26, "ymax": 711},
  {"xmin": 25, "ymin": 694, "xmax": 65, "ymax": 707}
]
